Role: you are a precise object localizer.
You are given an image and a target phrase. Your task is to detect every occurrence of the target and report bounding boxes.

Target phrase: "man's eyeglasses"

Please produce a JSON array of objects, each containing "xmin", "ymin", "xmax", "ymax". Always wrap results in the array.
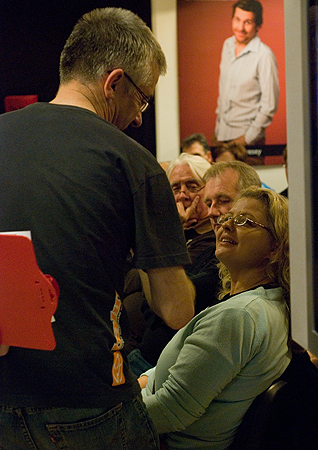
[
  {"xmin": 124, "ymin": 72, "xmax": 153, "ymax": 113},
  {"xmin": 216, "ymin": 214, "xmax": 271, "ymax": 233},
  {"xmin": 171, "ymin": 182, "xmax": 205, "ymax": 195}
]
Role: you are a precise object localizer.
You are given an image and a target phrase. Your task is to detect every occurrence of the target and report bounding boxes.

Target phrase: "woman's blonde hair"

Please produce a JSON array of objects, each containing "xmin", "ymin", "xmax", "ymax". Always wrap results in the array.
[{"xmin": 218, "ymin": 187, "xmax": 290, "ymax": 304}]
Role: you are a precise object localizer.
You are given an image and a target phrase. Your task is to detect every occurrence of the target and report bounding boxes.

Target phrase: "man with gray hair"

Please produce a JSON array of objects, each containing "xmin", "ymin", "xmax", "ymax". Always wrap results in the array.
[
  {"xmin": 186, "ymin": 161, "xmax": 262, "ymax": 312},
  {"xmin": 166, "ymin": 153, "xmax": 212, "ymax": 233},
  {"xmin": 0, "ymin": 8, "xmax": 195, "ymax": 450},
  {"xmin": 203, "ymin": 160, "xmax": 262, "ymax": 228}
]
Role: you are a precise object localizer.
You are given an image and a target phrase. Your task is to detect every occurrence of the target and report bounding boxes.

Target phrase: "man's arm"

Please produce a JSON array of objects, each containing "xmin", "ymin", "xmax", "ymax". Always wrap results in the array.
[
  {"xmin": 213, "ymin": 38, "xmax": 231, "ymax": 142},
  {"xmin": 244, "ymin": 49, "xmax": 279, "ymax": 145},
  {"xmin": 139, "ymin": 266, "xmax": 195, "ymax": 330}
]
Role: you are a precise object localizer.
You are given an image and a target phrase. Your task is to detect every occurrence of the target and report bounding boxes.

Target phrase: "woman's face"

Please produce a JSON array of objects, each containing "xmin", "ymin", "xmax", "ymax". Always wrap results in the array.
[
  {"xmin": 169, "ymin": 164, "xmax": 208, "ymax": 220},
  {"xmin": 215, "ymin": 197, "xmax": 275, "ymax": 271}
]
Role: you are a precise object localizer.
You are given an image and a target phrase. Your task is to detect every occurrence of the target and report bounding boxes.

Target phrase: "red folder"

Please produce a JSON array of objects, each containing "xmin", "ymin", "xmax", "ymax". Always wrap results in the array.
[
  {"xmin": 0, "ymin": 234, "xmax": 58, "ymax": 351},
  {"xmin": 4, "ymin": 95, "xmax": 38, "ymax": 112}
]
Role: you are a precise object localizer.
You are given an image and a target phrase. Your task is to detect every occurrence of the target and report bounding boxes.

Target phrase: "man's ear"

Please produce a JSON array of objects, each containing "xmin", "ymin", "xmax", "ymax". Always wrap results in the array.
[
  {"xmin": 103, "ymin": 69, "xmax": 125, "ymax": 100},
  {"xmin": 207, "ymin": 150, "xmax": 214, "ymax": 164}
]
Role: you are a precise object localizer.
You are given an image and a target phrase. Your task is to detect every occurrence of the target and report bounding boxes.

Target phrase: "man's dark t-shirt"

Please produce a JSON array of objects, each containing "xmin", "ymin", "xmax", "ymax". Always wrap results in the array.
[{"xmin": 0, "ymin": 103, "xmax": 190, "ymax": 408}]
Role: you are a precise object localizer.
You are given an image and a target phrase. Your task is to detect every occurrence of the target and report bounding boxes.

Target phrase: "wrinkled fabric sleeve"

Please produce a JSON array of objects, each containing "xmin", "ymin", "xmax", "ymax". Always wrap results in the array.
[
  {"xmin": 141, "ymin": 367, "xmax": 156, "ymax": 397},
  {"xmin": 244, "ymin": 50, "xmax": 279, "ymax": 144},
  {"xmin": 142, "ymin": 308, "xmax": 258, "ymax": 433},
  {"xmin": 133, "ymin": 173, "xmax": 191, "ymax": 270},
  {"xmin": 214, "ymin": 40, "xmax": 228, "ymax": 133}
]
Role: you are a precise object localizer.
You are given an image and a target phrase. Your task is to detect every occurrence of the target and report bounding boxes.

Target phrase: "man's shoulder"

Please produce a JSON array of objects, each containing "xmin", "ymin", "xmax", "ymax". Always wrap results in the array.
[
  {"xmin": 223, "ymin": 36, "xmax": 236, "ymax": 49},
  {"xmin": 220, "ymin": 36, "xmax": 235, "ymax": 61},
  {"xmin": 8, "ymin": 102, "xmax": 161, "ymax": 175},
  {"xmin": 259, "ymin": 40, "xmax": 276, "ymax": 55},
  {"xmin": 251, "ymin": 35, "xmax": 276, "ymax": 57}
]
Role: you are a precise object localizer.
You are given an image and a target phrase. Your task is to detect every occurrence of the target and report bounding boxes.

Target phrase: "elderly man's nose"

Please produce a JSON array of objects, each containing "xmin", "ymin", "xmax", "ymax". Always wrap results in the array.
[{"xmin": 177, "ymin": 189, "xmax": 189, "ymax": 199}]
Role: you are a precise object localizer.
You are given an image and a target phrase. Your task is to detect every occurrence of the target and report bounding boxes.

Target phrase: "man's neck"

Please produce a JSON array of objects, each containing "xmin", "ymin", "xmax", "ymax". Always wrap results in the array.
[
  {"xmin": 229, "ymin": 268, "xmax": 272, "ymax": 296},
  {"xmin": 235, "ymin": 42, "xmax": 247, "ymax": 57},
  {"xmin": 234, "ymin": 34, "xmax": 257, "ymax": 57},
  {"xmin": 50, "ymin": 80, "xmax": 108, "ymax": 120}
]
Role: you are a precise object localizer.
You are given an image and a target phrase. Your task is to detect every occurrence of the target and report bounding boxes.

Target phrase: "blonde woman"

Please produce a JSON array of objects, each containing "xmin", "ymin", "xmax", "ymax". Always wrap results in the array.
[{"xmin": 140, "ymin": 187, "xmax": 290, "ymax": 450}]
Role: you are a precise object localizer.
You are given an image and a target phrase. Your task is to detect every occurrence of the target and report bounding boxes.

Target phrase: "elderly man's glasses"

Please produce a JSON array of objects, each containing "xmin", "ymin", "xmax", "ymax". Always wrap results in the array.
[
  {"xmin": 171, "ymin": 182, "xmax": 205, "ymax": 195},
  {"xmin": 216, "ymin": 214, "xmax": 271, "ymax": 232},
  {"xmin": 124, "ymin": 72, "xmax": 153, "ymax": 113}
]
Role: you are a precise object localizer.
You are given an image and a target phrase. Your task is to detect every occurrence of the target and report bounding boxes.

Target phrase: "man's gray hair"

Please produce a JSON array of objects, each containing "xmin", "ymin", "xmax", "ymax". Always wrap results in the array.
[
  {"xmin": 203, "ymin": 161, "xmax": 261, "ymax": 191},
  {"xmin": 166, "ymin": 153, "xmax": 212, "ymax": 183},
  {"xmin": 59, "ymin": 7, "xmax": 167, "ymax": 87}
]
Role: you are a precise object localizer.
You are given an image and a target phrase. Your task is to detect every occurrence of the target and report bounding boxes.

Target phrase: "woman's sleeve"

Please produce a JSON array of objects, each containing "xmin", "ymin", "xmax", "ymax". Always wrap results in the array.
[
  {"xmin": 142, "ymin": 307, "xmax": 258, "ymax": 434},
  {"xmin": 141, "ymin": 367, "xmax": 156, "ymax": 399}
]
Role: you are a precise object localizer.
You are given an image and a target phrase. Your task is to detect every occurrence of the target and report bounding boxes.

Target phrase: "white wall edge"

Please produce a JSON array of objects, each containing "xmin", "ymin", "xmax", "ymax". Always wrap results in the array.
[{"xmin": 151, "ymin": 0, "xmax": 180, "ymax": 163}]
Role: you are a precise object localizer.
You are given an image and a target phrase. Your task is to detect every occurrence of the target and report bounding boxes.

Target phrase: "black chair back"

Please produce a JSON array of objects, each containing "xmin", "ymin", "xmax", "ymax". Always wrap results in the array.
[{"xmin": 229, "ymin": 351, "xmax": 318, "ymax": 450}]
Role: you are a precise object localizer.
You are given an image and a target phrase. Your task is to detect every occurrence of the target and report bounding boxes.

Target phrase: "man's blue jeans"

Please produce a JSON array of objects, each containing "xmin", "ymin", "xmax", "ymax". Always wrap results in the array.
[{"xmin": 0, "ymin": 395, "xmax": 159, "ymax": 450}]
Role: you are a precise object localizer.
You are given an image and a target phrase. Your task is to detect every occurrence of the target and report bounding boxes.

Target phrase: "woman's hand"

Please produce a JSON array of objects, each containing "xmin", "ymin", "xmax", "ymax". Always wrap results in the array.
[{"xmin": 138, "ymin": 375, "xmax": 148, "ymax": 389}]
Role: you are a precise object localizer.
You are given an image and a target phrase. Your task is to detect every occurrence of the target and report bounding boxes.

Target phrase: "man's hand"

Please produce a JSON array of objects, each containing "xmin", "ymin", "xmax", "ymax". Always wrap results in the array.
[
  {"xmin": 211, "ymin": 133, "xmax": 246, "ymax": 147},
  {"xmin": 229, "ymin": 135, "xmax": 246, "ymax": 146},
  {"xmin": 176, "ymin": 196, "xmax": 200, "ymax": 229}
]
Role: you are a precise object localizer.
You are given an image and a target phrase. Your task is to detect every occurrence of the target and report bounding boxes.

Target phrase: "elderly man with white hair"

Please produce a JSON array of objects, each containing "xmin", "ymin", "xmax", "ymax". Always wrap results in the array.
[{"xmin": 165, "ymin": 153, "xmax": 214, "ymax": 262}]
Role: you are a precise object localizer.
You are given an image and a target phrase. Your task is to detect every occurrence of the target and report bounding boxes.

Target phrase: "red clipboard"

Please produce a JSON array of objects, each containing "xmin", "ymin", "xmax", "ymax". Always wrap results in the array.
[
  {"xmin": 0, "ymin": 234, "xmax": 58, "ymax": 351},
  {"xmin": 4, "ymin": 95, "xmax": 38, "ymax": 112}
]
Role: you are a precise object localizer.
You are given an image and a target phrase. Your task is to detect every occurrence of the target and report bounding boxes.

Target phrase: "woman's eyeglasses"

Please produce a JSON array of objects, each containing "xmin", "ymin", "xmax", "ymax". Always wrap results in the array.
[{"xmin": 216, "ymin": 214, "xmax": 271, "ymax": 233}]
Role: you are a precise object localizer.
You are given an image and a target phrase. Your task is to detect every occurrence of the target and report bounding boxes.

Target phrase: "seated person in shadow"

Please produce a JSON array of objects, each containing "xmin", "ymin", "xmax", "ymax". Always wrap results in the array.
[
  {"xmin": 213, "ymin": 142, "xmax": 273, "ymax": 190},
  {"xmin": 125, "ymin": 161, "xmax": 261, "ymax": 375},
  {"xmin": 212, "ymin": 142, "xmax": 248, "ymax": 163},
  {"xmin": 160, "ymin": 133, "xmax": 213, "ymax": 171},
  {"xmin": 140, "ymin": 187, "xmax": 291, "ymax": 450},
  {"xmin": 181, "ymin": 133, "xmax": 213, "ymax": 164}
]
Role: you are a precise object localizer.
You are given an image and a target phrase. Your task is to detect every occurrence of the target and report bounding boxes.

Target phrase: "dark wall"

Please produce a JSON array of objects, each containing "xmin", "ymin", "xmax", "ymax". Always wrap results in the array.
[{"xmin": 0, "ymin": 0, "xmax": 156, "ymax": 155}]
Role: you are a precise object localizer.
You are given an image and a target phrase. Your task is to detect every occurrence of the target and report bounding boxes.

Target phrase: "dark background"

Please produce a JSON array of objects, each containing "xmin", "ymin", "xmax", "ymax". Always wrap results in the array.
[{"xmin": 0, "ymin": 0, "xmax": 156, "ymax": 154}]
